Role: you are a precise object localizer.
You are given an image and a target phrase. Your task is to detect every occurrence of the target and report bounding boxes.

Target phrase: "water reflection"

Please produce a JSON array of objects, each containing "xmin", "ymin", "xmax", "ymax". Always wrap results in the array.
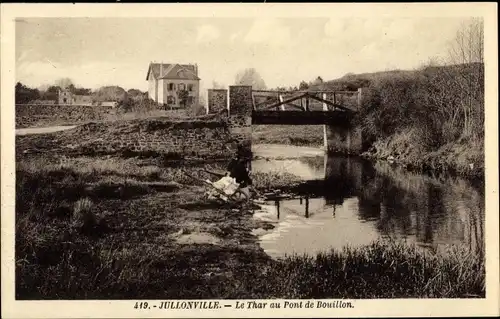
[
  {"xmin": 273, "ymin": 196, "xmax": 338, "ymax": 219},
  {"xmin": 252, "ymin": 151, "xmax": 485, "ymax": 258}
]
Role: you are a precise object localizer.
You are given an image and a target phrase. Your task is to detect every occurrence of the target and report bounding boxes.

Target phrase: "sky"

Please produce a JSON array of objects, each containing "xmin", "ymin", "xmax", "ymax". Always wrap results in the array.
[{"xmin": 15, "ymin": 17, "xmax": 470, "ymax": 92}]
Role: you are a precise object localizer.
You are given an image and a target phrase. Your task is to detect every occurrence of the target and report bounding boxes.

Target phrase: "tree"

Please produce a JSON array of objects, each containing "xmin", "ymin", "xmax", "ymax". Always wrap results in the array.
[
  {"xmin": 92, "ymin": 86, "xmax": 127, "ymax": 103},
  {"xmin": 448, "ymin": 18, "xmax": 484, "ymax": 138},
  {"xmin": 234, "ymin": 68, "xmax": 267, "ymax": 90},
  {"xmin": 47, "ymin": 85, "xmax": 61, "ymax": 93},
  {"xmin": 15, "ymin": 82, "xmax": 40, "ymax": 104},
  {"xmin": 73, "ymin": 87, "xmax": 92, "ymax": 95},
  {"xmin": 127, "ymin": 89, "xmax": 144, "ymax": 97},
  {"xmin": 432, "ymin": 18, "xmax": 485, "ymax": 139},
  {"xmin": 299, "ymin": 81, "xmax": 309, "ymax": 90},
  {"xmin": 178, "ymin": 89, "xmax": 189, "ymax": 108},
  {"xmin": 67, "ymin": 83, "xmax": 76, "ymax": 93},
  {"xmin": 55, "ymin": 78, "xmax": 74, "ymax": 89},
  {"xmin": 212, "ymin": 81, "xmax": 225, "ymax": 89},
  {"xmin": 415, "ymin": 18, "xmax": 484, "ymax": 143},
  {"xmin": 38, "ymin": 85, "xmax": 61, "ymax": 102}
]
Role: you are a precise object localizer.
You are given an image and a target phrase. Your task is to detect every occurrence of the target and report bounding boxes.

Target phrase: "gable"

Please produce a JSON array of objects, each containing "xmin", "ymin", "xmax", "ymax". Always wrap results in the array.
[
  {"xmin": 161, "ymin": 64, "xmax": 199, "ymax": 80},
  {"xmin": 146, "ymin": 64, "xmax": 159, "ymax": 81},
  {"xmin": 146, "ymin": 63, "xmax": 200, "ymax": 81}
]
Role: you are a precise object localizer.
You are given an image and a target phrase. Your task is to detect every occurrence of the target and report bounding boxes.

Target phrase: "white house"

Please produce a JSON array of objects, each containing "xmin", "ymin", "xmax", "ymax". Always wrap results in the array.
[{"xmin": 146, "ymin": 62, "xmax": 200, "ymax": 108}]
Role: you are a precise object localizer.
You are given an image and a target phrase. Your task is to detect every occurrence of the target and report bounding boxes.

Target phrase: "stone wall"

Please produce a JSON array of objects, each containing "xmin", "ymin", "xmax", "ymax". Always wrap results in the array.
[
  {"xmin": 16, "ymin": 104, "xmax": 115, "ymax": 128},
  {"xmin": 228, "ymin": 86, "xmax": 253, "ymax": 160},
  {"xmin": 206, "ymin": 86, "xmax": 253, "ymax": 160},
  {"xmin": 19, "ymin": 118, "xmax": 235, "ymax": 159}
]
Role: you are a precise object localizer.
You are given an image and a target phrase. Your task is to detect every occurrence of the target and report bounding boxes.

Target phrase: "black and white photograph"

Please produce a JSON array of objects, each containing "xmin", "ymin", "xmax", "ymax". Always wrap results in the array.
[{"xmin": 1, "ymin": 3, "xmax": 498, "ymax": 318}]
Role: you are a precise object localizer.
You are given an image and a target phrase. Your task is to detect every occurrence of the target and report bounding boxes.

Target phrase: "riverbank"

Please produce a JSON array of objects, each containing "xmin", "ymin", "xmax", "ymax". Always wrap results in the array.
[
  {"xmin": 361, "ymin": 132, "xmax": 484, "ymax": 180},
  {"xmin": 253, "ymin": 125, "xmax": 324, "ymax": 147},
  {"xmin": 15, "ymin": 154, "xmax": 273, "ymax": 299},
  {"xmin": 16, "ymin": 157, "xmax": 484, "ymax": 298},
  {"xmin": 15, "ymin": 154, "xmax": 484, "ymax": 299},
  {"xmin": 252, "ymin": 125, "xmax": 484, "ymax": 179},
  {"xmin": 14, "ymin": 124, "xmax": 485, "ymax": 298}
]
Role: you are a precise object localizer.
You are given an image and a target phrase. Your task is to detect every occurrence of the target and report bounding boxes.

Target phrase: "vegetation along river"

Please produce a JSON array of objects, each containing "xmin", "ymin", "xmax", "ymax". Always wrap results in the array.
[{"xmin": 251, "ymin": 144, "xmax": 485, "ymax": 260}]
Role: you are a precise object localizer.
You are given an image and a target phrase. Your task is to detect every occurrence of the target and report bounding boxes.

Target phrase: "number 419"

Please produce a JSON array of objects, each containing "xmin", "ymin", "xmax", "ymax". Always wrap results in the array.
[{"xmin": 134, "ymin": 302, "xmax": 149, "ymax": 309}]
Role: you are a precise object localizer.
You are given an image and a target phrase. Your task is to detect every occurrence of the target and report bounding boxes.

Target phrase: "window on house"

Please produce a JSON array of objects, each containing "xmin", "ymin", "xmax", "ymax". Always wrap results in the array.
[
  {"xmin": 188, "ymin": 84, "xmax": 194, "ymax": 92},
  {"xmin": 178, "ymin": 83, "xmax": 186, "ymax": 91},
  {"xmin": 63, "ymin": 98, "xmax": 67, "ymax": 103},
  {"xmin": 168, "ymin": 83, "xmax": 174, "ymax": 91}
]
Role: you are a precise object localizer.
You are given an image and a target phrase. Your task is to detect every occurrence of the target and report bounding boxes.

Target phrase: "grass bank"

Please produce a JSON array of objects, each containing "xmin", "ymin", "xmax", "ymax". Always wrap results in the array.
[
  {"xmin": 362, "ymin": 128, "xmax": 484, "ymax": 179},
  {"xmin": 16, "ymin": 154, "xmax": 270, "ymax": 299},
  {"xmin": 15, "ymin": 142, "xmax": 484, "ymax": 299},
  {"xmin": 247, "ymin": 242, "xmax": 484, "ymax": 298},
  {"xmin": 252, "ymin": 125, "xmax": 324, "ymax": 147}
]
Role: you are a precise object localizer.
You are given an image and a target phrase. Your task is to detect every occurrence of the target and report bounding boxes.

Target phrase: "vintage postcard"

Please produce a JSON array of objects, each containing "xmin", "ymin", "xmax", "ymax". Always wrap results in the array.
[{"xmin": 1, "ymin": 2, "xmax": 499, "ymax": 318}]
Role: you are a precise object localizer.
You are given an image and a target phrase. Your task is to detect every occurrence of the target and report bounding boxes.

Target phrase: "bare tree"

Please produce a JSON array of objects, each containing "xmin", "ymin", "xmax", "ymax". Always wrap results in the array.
[
  {"xmin": 447, "ymin": 18, "xmax": 484, "ymax": 138},
  {"xmin": 449, "ymin": 18, "xmax": 484, "ymax": 65},
  {"xmin": 55, "ymin": 78, "xmax": 75, "ymax": 90},
  {"xmin": 234, "ymin": 68, "xmax": 267, "ymax": 90},
  {"xmin": 425, "ymin": 18, "xmax": 484, "ymax": 140},
  {"xmin": 211, "ymin": 81, "xmax": 225, "ymax": 89}
]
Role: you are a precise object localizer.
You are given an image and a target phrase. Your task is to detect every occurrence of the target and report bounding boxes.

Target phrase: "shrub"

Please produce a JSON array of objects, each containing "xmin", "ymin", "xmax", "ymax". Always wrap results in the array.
[
  {"xmin": 358, "ymin": 61, "xmax": 484, "ymax": 153},
  {"xmin": 187, "ymin": 103, "xmax": 207, "ymax": 117}
]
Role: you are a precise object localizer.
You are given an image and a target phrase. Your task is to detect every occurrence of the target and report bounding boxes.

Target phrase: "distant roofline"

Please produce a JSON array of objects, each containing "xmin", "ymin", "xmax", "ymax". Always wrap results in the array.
[{"xmin": 147, "ymin": 62, "xmax": 200, "ymax": 80}]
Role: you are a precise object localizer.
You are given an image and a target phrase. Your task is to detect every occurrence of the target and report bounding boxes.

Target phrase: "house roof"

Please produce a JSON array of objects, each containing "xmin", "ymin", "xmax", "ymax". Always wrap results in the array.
[{"xmin": 146, "ymin": 63, "xmax": 200, "ymax": 81}]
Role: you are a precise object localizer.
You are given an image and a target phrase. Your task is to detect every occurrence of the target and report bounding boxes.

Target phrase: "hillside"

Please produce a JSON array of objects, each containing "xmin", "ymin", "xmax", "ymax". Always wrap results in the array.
[{"xmin": 308, "ymin": 63, "xmax": 483, "ymax": 92}]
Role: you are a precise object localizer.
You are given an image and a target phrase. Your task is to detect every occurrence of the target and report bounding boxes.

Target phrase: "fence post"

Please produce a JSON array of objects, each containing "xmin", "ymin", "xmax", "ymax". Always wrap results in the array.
[
  {"xmin": 228, "ymin": 85, "xmax": 253, "ymax": 162},
  {"xmin": 279, "ymin": 94, "xmax": 286, "ymax": 111},
  {"xmin": 207, "ymin": 89, "xmax": 228, "ymax": 116}
]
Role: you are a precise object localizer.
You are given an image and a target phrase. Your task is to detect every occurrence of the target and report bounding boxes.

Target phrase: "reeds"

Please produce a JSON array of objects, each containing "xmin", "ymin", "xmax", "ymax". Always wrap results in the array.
[{"xmin": 244, "ymin": 241, "xmax": 485, "ymax": 299}]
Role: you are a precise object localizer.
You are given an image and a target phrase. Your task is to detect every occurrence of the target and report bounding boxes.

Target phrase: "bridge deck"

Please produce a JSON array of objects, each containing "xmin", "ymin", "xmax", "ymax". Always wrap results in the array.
[{"xmin": 252, "ymin": 110, "xmax": 354, "ymax": 125}]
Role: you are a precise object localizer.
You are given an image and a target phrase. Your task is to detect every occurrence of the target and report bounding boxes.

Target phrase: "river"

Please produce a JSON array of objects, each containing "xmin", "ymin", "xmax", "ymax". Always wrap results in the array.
[{"xmin": 251, "ymin": 144, "xmax": 485, "ymax": 259}]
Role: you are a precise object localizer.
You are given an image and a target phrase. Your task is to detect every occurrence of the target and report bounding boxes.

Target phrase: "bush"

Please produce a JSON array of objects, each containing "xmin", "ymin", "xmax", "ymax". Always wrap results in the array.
[
  {"xmin": 358, "ymin": 63, "xmax": 484, "ymax": 152},
  {"xmin": 119, "ymin": 95, "xmax": 158, "ymax": 114},
  {"xmin": 187, "ymin": 103, "xmax": 207, "ymax": 117}
]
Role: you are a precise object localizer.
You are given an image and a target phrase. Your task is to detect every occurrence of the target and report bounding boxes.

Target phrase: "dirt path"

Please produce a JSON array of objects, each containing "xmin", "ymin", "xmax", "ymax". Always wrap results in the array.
[{"xmin": 15, "ymin": 125, "xmax": 78, "ymax": 136}]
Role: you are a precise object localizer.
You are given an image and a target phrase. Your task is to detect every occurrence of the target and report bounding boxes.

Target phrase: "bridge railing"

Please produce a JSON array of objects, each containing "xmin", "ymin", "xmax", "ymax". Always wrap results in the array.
[{"xmin": 251, "ymin": 89, "xmax": 362, "ymax": 112}]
